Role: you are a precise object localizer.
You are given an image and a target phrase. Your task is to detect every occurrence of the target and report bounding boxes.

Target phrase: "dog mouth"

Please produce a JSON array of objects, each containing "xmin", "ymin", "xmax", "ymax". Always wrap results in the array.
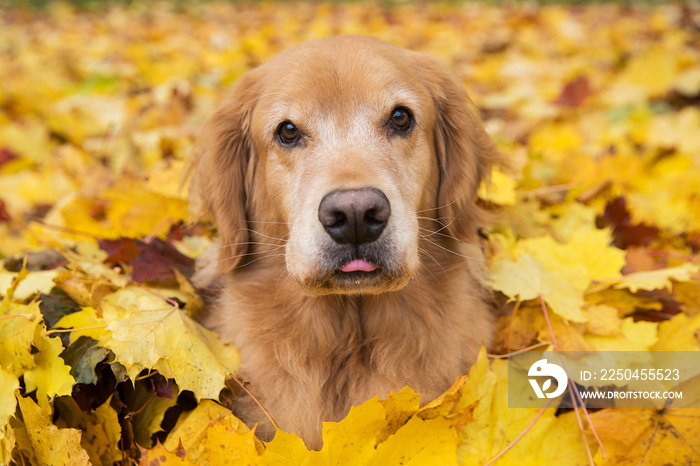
[
  {"xmin": 295, "ymin": 241, "xmax": 412, "ymax": 295},
  {"xmin": 333, "ymin": 258, "xmax": 383, "ymax": 286},
  {"xmin": 321, "ymin": 251, "xmax": 408, "ymax": 293},
  {"xmin": 338, "ymin": 258, "xmax": 378, "ymax": 273}
]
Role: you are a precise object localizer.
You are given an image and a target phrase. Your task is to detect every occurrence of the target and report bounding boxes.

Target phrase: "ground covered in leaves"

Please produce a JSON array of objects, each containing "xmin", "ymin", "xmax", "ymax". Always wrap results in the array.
[{"xmin": 1, "ymin": 2, "xmax": 700, "ymax": 465}]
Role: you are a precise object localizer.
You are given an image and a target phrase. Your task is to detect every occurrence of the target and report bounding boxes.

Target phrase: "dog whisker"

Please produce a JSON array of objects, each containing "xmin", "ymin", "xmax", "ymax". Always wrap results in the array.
[
  {"xmin": 274, "ymin": 266, "xmax": 292, "ymax": 297},
  {"xmin": 418, "ymin": 262, "xmax": 439, "ymax": 283},
  {"xmin": 246, "ymin": 220, "xmax": 292, "ymax": 225},
  {"xmin": 417, "ymin": 226, "xmax": 465, "ymax": 243},
  {"xmin": 216, "ymin": 240, "xmax": 287, "ymax": 250},
  {"xmin": 416, "ymin": 216, "xmax": 456, "ymax": 236},
  {"xmin": 414, "ymin": 194, "xmax": 467, "ymax": 214},
  {"xmin": 220, "ymin": 253, "xmax": 287, "ymax": 269},
  {"xmin": 418, "ymin": 230, "xmax": 478, "ymax": 251},
  {"xmin": 416, "ymin": 246, "xmax": 445, "ymax": 279},
  {"xmin": 234, "ymin": 228, "xmax": 290, "ymax": 242},
  {"xmin": 218, "ymin": 246, "xmax": 287, "ymax": 263},
  {"xmin": 419, "ymin": 236, "xmax": 484, "ymax": 261},
  {"xmin": 406, "ymin": 62, "xmax": 431, "ymax": 85},
  {"xmin": 239, "ymin": 90, "xmax": 294, "ymax": 108}
]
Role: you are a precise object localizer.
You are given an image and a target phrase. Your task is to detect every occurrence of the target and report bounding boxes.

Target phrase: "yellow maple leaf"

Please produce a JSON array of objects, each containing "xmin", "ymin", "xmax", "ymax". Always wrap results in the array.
[
  {"xmin": 652, "ymin": 313, "xmax": 700, "ymax": 351},
  {"xmin": 0, "ymin": 300, "xmax": 40, "ymax": 377},
  {"xmin": 624, "ymin": 155, "xmax": 700, "ymax": 234},
  {"xmin": 529, "ymin": 121, "xmax": 584, "ymax": 160},
  {"xmin": 260, "ymin": 382, "xmax": 470, "ymax": 465},
  {"xmin": 539, "ymin": 314, "xmax": 594, "ymax": 351},
  {"xmin": 591, "ymin": 408, "xmax": 700, "ymax": 465},
  {"xmin": 132, "ymin": 382, "xmax": 180, "ymax": 448},
  {"xmin": 0, "ymin": 119, "xmax": 54, "ymax": 163},
  {"xmin": 205, "ymin": 424, "xmax": 261, "ymax": 465},
  {"xmin": 139, "ymin": 441, "xmax": 194, "ymax": 465},
  {"xmin": 258, "ymin": 430, "xmax": 310, "ymax": 466},
  {"xmin": 23, "ymin": 323, "xmax": 76, "ymax": 414},
  {"xmin": 673, "ymin": 279, "xmax": 700, "ymax": 316},
  {"xmin": 163, "ymin": 400, "xmax": 260, "ymax": 461},
  {"xmin": 0, "ymin": 368, "xmax": 19, "ymax": 428},
  {"xmin": 51, "ymin": 241, "xmax": 128, "ymax": 307},
  {"xmin": 585, "ymin": 288, "xmax": 663, "ymax": 314},
  {"xmin": 369, "ymin": 416, "xmax": 459, "ymax": 466},
  {"xmin": 614, "ymin": 263, "xmax": 700, "ymax": 293},
  {"xmin": 585, "ymin": 304, "xmax": 622, "ymax": 336},
  {"xmin": 15, "ymin": 396, "xmax": 90, "ymax": 466},
  {"xmin": 491, "ymin": 253, "xmax": 587, "ymax": 322},
  {"xmin": 492, "ymin": 231, "xmax": 625, "ymax": 323},
  {"xmin": 1, "ymin": 168, "xmax": 75, "ymax": 217},
  {"xmin": 313, "ymin": 396, "xmax": 388, "ymax": 464},
  {"xmin": 515, "ymin": 231, "xmax": 625, "ymax": 283},
  {"xmin": 61, "ymin": 241, "xmax": 128, "ymax": 288},
  {"xmin": 377, "ymin": 386, "xmax": 421, "ymax": 443},
  {"xmin": 54, "ymin": 306, "xmax": 106, "ymax": 344},
  {"xmin": 94, "ymin": 397, "xmax": 122, "ymax": 464},
  {"xmin": 456, "ymin": 350, "xmax": 591, "ymax": 465},
  {"xmin": 478, "ymin": 168, "xmax": 517, "ymax": 206},
  {"xmin": 98, "ymin": 287, "xmax": 240, "ymax": 400},
  {"xmin": 54, "ymin": 269, "xmax": 118, "ymax": 308},
  {"xmin": 0, "ymin": 269, "xmax": 60, "ymax": 301},
  {"xmin": 647, "ymin": 107, "xmax": 700, "ymax": 155},
  {"xmin": 54, "ymin": 396, "xmax": 122, "ymax": 466},
  {"xmin": 605, "ymin": 45, "xmax": 681, "ymax": 104},
  {"xmin": 585, "ymin": 317, "xmax": 658, "ymax": 351},
  {"xmin": 103, "ymin": 179, "xmax": 189, "ymax": 238},
  {"xmin": 548, "ymin": 202, "xmax": 598, "ymax": 242},
  {"xmin": 417, "ymin": 375, "xmax": 468, "ymax": 419},
  {"xmin": 0, "ymin": 424, "xmax": 15, "ymax": 466},
  {"xmin": 145, "ymin": 159, "xmax": 189, "ymax": 199},
  {"xmin": 673, "ymin": 65, "xmax": 700, "ymax": 97},
  {"xmin": 58, "ymin": 178, "xmax": 188, "ymax": 240}
]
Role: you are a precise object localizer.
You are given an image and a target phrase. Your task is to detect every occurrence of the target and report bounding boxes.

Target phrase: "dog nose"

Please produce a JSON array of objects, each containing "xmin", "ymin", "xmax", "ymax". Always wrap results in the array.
[{"xmin": 318, "ymin": 188, "xmax": 391, "ymax": 244}]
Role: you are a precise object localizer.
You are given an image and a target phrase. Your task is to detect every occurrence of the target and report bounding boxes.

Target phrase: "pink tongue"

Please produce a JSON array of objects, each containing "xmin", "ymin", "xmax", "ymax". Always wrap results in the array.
[{"xmin": 339, "ymin": 259, "xmax": 377, "ymax": 272}]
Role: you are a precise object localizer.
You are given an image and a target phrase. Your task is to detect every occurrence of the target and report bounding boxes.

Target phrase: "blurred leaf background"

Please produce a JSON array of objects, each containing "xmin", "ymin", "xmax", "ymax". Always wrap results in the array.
[{"xmin": 1, "ymin": 1, "xmax": 699, "ymax": 465}]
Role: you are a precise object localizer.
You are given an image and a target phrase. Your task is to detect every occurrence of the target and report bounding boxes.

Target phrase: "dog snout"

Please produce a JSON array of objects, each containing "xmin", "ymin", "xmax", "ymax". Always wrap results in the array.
[{"xmin": 318, "ymin": 188, "xmax": 391, "ymax": 244}]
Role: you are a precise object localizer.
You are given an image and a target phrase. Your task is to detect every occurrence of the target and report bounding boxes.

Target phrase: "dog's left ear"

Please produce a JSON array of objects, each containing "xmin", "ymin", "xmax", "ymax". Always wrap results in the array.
[
  {"xmin": 417, "ymin": 54, "xmax": 503, "ymax": 243},
  {"xmin": 186, "ymin": 69, "xmax": 262, "ymax": 276}
]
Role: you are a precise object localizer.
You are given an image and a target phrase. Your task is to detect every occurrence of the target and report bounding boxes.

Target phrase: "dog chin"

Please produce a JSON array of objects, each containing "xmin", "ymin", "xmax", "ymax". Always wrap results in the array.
[{"xmin": 295, "ymin": 264, "xmax": 412, "ymax": 297}]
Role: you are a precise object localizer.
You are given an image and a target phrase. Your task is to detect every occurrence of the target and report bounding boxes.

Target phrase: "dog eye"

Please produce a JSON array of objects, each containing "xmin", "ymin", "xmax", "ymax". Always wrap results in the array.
[
  {"xmin": 277, "ymin": 121, "xmax": 301, "ymax": 145},
  {"xmin": 388, "ymin": 107, "xmax": 413, "ymax": 133}
]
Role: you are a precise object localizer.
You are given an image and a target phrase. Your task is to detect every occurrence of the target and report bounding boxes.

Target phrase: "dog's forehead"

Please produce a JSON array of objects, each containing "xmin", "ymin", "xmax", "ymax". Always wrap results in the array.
[{"xmin": 255, "ymin": 37, "xmax": 431, "ymax": 127}]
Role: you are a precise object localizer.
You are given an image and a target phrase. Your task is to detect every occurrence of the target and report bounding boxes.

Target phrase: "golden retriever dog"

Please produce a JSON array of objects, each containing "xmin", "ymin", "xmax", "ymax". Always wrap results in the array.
[{"xmin": 188, "ymin": 35, "xmax": 500, "ymax": 449}]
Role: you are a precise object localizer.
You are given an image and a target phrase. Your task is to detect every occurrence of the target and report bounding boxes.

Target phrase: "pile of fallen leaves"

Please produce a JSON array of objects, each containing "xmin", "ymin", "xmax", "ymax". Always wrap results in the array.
[{"xmin": 1, "ymin": 2, "xmax": 699, "ymax": 465}]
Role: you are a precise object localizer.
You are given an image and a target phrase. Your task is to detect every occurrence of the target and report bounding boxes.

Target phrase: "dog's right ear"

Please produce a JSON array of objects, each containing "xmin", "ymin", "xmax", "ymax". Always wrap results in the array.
[
  {"xmin": 187, "ymin": 71, "xmax": 261, "ymax": 274},
  {"xmin": 414, "ymin": 53, "xmax": 503, "ymax": 243}
]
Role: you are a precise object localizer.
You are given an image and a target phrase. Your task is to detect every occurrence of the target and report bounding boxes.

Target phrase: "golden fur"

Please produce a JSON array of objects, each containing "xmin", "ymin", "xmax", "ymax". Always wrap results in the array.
[{"xmin": 188, "ymin": 35, "xmax": 500, "ymax": 449}]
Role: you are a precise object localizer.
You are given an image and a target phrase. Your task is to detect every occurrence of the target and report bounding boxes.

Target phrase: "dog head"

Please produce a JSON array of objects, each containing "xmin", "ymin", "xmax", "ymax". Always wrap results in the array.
[{"xmin": 189, "ymin": 35, "xmax": 499, "ymax": 296}]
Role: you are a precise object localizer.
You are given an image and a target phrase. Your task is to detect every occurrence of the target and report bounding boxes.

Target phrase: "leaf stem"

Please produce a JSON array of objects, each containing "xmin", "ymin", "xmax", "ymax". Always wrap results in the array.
[
  {"xmin": 646, "ymin": 250, "xmax": 700, "ymax": 264},
  {"xmin": 505, "ymin": 297, "xmax": 522, "ymax": 356},
  {"xmin": 0, "ymin": 313, "xmax": 36, "ymax": 321},
  {"xmin": 539, "ymin": 294, "xmax": 606, "ymax": 461},
  {"xmin": 483, "ymin": 397, "xmax": 554, "ymax": 466},
  {"xmin": 44, "ymin": 324, "xmax": 107, "ymax": 337},
  {"xmin": 125, "ymin": 389, "xmax": 156, "ymax": 421},
  {"xmin": 568, "ymin": 381, "xmax": 595, "ymax": 465},
  {"xmin": 31, "ymin": 218, "xmax": 101, "ymax": 239},
  {"xmin": 488, "ymin": 341, "xmax": 551, "ymax": 359},
  {"xmin": 229, "ymin": 373, "xmax": 279, "ymax": 431},
  {"xmin": 135, "ymin": 283, "xmax": 180, "ymax": 308},
  {"xmin": 521, "ymin": 183, "xmax": 575, "ymax": 199}
]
